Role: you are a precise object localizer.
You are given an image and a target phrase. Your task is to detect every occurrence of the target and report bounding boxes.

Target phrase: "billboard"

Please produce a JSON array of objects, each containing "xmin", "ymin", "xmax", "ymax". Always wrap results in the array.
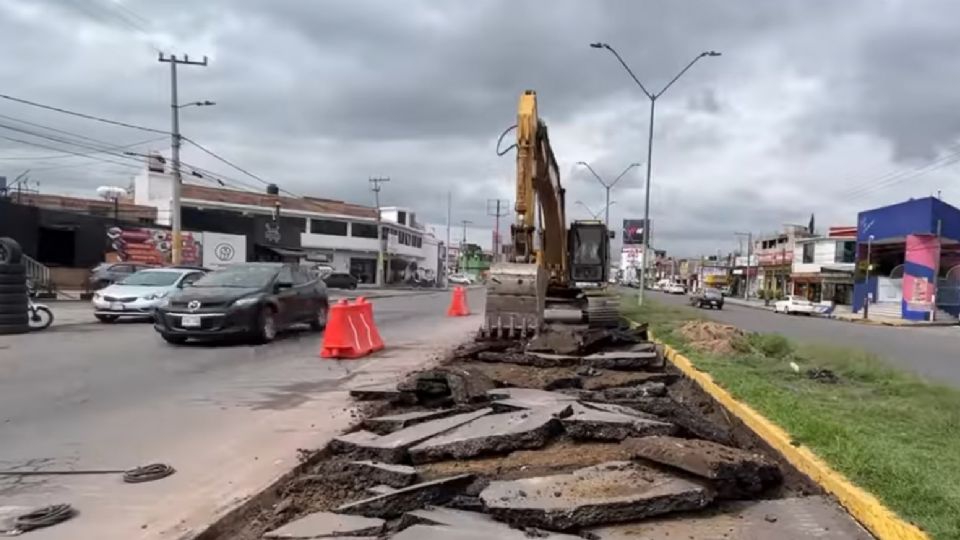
[
  {"xmin": 622, "ymin": 219, "xmax": 650, "ymax": 246},
  {"xmin": 105, "ymin": 226, "xmax": 201, "ymax": 266}
]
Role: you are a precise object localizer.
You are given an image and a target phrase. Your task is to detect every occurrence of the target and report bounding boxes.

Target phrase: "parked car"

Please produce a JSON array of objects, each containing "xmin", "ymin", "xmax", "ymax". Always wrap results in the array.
[
  {"xmin": 153, "ymin": 263, "xmax": 328, "ymax": 344},
  {"xmin": 88, "ymin": 262, "xmax": 154, "ymax": 290},
  {"xmin": 664, "ymin": 283, "xmax": 686, "ymax": 295},
  {"xmin": 448, "ymin": 273, "xmax": 473, "ymax": 285},
  {"xmin": 323, "ymin": 272, "xmax": 359, "ymax": 290},
  {"xmin": 774, "ymin": 295, "xmax": 815, "ymax": 315},
  {"xmin": 93, "ymin": 267, "xmax": 207, "ymax": 322},
  {"xmin": 690, "ymin": 288, "xmax": 724, "ymax": 310}
]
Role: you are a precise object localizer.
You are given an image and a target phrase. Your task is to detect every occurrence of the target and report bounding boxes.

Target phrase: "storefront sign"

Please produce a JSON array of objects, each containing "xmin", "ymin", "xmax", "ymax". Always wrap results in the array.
[
  {"xmin": 201, "ymin": 232, "xmax": 246, "ymax": 268},
  {"xmin": 106, "ymin": 226, "xmax": 200, "ymax": 266}
]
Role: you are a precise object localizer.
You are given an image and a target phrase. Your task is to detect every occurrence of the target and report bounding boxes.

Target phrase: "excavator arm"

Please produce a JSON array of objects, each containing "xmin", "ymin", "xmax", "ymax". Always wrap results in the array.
[{"xmin": 511, "ymin": 90, "xmax": 567, "ymax": 284}]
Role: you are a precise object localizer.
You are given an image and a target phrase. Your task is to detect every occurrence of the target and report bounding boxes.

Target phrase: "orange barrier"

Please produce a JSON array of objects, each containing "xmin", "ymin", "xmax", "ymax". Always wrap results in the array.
[
  {"xmin": 447, "ymin": 286, "xmax": 470, "ymax": 317},
  {"xmin": 320, "ymin": 298, "xmax": 385, "ymax": 359},
  {"xmin": 354, "ymin": 297, "xmax": 384, "ymax": 353}
]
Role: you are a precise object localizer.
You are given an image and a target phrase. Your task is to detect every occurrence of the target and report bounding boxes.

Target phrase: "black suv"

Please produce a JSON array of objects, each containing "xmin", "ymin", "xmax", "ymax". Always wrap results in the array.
[
  {"xmin": 154, "ymin": 263, "xmax": 328, "ymax": 344},
  {"xmin": 690, "ymin": 287, "xmax": 724, "ymax": 310},
  {"xmin": 323, "ymin": 272, "xmax": 359, "ymax": 290}
]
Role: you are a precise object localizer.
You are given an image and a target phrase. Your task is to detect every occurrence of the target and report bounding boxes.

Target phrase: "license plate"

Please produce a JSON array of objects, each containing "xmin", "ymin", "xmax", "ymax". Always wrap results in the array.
[
  {"xmin": 110, "ymin": 302, "xmax": 124, "ymax": 311},
  {"xmin": 181, "ymin": 315, "xmax": 201, "ymax": 328}
]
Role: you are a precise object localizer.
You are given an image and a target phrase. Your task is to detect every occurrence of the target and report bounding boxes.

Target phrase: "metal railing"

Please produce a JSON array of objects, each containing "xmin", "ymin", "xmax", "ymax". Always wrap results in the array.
[{"xmin": 22, "ymin": 254, "xmax": 52, "ymax": 292}]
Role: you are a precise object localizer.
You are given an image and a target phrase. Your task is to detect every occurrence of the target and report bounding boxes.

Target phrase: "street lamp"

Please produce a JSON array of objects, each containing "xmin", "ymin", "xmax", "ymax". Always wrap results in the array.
[
  {"xmin": 591, "ymin": 42, "xmax": 720, "ymax": 304},
  {"xmin": 863, "ymin": 234, "xmax": 875, "ymax": 320},
  {"xmin": 177, "ymin": 100, "xmax": 216, "ymax": 109},
  {"xmin": 575, "ymin": 161, "xmax": 640, "ymax": 229},
  {"xmin": 170, "ymin": 98, "xmax": 215, "ymax": 264},
  {"xmin": 576, "ymin": 200, "xmax": 616, "ymax": 220}
]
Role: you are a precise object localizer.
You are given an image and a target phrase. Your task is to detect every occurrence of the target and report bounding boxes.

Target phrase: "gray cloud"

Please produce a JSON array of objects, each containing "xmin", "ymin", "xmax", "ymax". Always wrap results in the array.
[{"xmin": 3, "ymin": 0, "xmax": 960, "ymax": 257}]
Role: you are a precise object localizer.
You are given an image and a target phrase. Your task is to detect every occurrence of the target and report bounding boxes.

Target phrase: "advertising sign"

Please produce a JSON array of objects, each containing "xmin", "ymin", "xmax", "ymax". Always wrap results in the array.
[
  {"xmin": 622, "ymin": 219, "xmax": 650, "ymax": 246},
  {"xmin": 106, "ymin": 226, "xmax": 200, "ymax": 266},
  {"xmin": 202, "ymin": 232, "xmax": 246, "ymax": 268}
]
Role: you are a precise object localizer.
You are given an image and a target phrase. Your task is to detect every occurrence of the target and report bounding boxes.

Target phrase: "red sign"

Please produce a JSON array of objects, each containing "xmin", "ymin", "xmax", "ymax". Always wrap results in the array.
[{"xmin": 106, "ymin": 226, "xmax": 201, "ymax": 266}]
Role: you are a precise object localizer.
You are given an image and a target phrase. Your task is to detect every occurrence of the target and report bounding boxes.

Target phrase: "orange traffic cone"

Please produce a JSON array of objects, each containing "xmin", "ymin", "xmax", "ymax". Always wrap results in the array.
[
  {"xmin": 447, "ymin": 286, "xmax": 470, "ymax": 317},
  {"xmin": 354, "ymin": 297, "xmax": 384, "ymax": 352},
  {"xmin": 320, "ymin": 299, "xmax": 365, "ymax": 359}
]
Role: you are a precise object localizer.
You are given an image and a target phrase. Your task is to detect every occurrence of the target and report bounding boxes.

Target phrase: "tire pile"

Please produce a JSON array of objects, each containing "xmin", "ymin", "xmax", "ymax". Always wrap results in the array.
[{"xmin": 0, "ymin": 237, "xmax": 29, "ymax": 335}]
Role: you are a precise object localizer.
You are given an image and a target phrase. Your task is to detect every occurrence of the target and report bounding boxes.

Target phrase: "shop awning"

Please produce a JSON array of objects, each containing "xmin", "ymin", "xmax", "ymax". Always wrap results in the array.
[{"xmin": 259, "ymin": 245, "xmax": 305, "ymax": 257}]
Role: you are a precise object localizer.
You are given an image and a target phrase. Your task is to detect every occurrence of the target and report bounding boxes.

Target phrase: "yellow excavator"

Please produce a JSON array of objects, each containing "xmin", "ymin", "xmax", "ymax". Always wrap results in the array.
[{"xmin": 484, "ymin": 90, "xmax": 619, "ymax": 338}]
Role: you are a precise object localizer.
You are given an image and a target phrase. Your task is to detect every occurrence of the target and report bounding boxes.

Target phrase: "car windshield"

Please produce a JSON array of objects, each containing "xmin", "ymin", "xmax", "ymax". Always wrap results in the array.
[
  {"xmin": 118, "ymin": 271, "xmax": 180, "ymax": 287},
  {"xmin": 704, "ymin": 288, "xmax": 722, "ymax": 298},
  {"xmin": 192, "ymin": 266, "xmax": 278, "ymax": 288}
]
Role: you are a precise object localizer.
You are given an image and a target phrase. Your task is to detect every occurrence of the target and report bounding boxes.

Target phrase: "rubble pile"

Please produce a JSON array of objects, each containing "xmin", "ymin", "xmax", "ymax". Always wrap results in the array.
[{"xmin": 220, "ymin": 323, "xmax": 857, "ymax": 540}]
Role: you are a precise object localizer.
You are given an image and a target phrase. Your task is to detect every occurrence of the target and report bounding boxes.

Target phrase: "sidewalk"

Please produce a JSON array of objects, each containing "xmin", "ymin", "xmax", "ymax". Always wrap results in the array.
[{"xmin": 724, "ymin": 296, "xmax": 957, "ymax": 327}]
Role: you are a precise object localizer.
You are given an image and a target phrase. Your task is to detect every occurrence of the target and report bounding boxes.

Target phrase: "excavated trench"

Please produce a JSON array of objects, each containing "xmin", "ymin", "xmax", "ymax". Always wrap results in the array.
[{"xmin": 196, "ymin": 323, "xmax": 866, "ymax": 540}]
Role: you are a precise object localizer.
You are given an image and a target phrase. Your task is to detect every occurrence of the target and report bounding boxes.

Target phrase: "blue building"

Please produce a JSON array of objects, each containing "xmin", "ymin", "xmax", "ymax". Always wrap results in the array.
[{"xmin": 853, "ymin": 197, "xmax": 960, "ymax": 322}]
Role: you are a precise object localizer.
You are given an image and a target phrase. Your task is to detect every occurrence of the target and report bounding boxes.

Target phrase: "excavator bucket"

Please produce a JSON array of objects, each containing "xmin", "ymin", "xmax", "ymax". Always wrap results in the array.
[{"xmin": 482, "ymin": 262, "xmax": 547, "ymax": 339}]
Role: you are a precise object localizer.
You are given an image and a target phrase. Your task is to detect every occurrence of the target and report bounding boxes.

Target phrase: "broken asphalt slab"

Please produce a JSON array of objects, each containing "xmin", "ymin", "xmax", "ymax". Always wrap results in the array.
[
  {"xmin": 561, "ymin": 404, "xmax": 675, "ymax": 442},
  {"xmin": 398, "ymin": 367, "xmax": 496, "ymax": 405},
  {"xmin": 330, "ymin": 409, "xmax": 492, "ymax": 463},
  {"xmin": 625, "ymin": 436, "xmax": 781, "ymax": 496},
  {"xmin": 477, "ymin": 351, "xmax": 581, "ymax": 368},
  {"xmin": 396, "ymin": 508, "xmax": 582, "ymax": 539},
  {"xmin": 587, "ymin": 496, "xmax": 874, "ymax": 539},
  {"xmin": 348, "ymin": 383, "xmax": 414, "ymax": 404},
  {"xmin": 485, "ymin": 388, "xmax": 578, "ymax": 411},
  {"xmin": 363, "ymin": 409, "xmax": 461, "ymax": 434},
  {"xmin": 263, "ymin": 511, "xmax": 385, "ymax": 539},
  {"xmin": 480, "ymin": 461, "xmax": 713, "ymax": 530},
  {"xmin": 581, "ymin": 350, "xmax": 664, "ymax": 371},
  {"xmin": 346, "ymin": 461, "xmax": 418, "ymax": 488},
  {"xmin": 408, "ymin": 407, "xmax": 570, "ymax": 463},
  {"xmin": 337, "ymin": 474, "xmax": 475, "ymax": 518},
  {"xmin": 581, "ymin": 370, "xmax": 674, "ymax": 391}
]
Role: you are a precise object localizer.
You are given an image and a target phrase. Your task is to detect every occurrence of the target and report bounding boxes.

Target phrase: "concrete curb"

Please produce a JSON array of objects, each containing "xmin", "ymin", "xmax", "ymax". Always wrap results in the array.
[{"xmin": 645, "ymin": 328, "xmax": 929, "ymax": 540}]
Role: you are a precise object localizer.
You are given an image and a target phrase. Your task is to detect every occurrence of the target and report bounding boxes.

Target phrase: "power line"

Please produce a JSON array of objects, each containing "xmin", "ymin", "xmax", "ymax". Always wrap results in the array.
[
  {"xmin": 0, "ymin": 133, "xmax": 142, "ymax": 170},
  {"xmin": 0, "ymin": 93, "xmax": 168, "ymax": 135},
  {"xmin": 181, "ymin": 136, "xmax": 299, "ymax": 196},
  {"xmin": 4, "ymin": 137, "xmax": 165, "ymax": 165},
  {"xmin": 64, "ymin": 0, "xmax": 161, "ymax": 53}
]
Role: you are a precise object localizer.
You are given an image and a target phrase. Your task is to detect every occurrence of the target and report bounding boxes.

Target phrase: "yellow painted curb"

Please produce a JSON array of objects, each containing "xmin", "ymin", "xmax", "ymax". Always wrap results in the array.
[{"xmin": 649, "ymin": 330, "xmax": 929, "ymax": 540}]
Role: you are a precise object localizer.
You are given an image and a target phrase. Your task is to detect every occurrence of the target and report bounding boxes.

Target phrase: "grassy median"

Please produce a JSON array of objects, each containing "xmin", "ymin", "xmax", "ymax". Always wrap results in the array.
[{"xmin": 624, "ymin": 299, "xmax": 960, "ymax": 540}]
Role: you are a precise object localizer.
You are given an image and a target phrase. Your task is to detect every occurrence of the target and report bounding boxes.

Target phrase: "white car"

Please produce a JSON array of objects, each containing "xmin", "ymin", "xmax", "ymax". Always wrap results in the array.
[
  {"xmin": 92, "ymin": 267, "xmax": 206, "ymax": 322},
  {"xmin": 448, "ymin": 273, "xmax": 473, "ymax": 285},
  {"xmin": 664, "ymin": 283, "xmax": 686, "ymax": 294},
  {"xmin": 774, "ymin": 295, "xmax": 815, "ymax": 315}
]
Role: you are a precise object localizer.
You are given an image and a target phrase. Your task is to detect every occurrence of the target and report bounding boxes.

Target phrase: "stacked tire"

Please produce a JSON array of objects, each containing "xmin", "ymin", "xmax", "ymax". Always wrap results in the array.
[{"xmin": 0, "ymin": 237, "xmax": 29, "ymax": 335}]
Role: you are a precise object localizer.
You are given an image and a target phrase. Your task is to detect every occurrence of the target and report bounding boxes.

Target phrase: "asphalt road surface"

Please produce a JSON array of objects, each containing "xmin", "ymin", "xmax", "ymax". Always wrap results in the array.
[
  {"xmin": 0, "ymin": 289, "xmax": 483, "ymax": 539},
  {"xmin": 647, "ymin": 290, "xmax": 960, "ymax": 386}
]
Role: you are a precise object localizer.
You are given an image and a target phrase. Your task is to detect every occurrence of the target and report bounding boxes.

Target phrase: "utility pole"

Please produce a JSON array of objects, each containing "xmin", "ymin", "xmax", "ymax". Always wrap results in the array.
[
  {"xmin": 487, "ymin": 199, "xmax": 509, "ymax": 263},
  {"xmin": 159, "ymin": 52, "xmax": 208, "ymax": 265},
  {"xmin": 445, "ymin": 191, "xmax": 451, "ymax": 285},
  {"xmin": 460, "ymin": 220, "xmax": 472, "ymax": 273},
  {"xmin": 369, "ymin": 177, "xmax": 390, "ymax": 287},
  {"xmin": 735, "ymin": 232, "xmax": 752, "ymax": 300}
]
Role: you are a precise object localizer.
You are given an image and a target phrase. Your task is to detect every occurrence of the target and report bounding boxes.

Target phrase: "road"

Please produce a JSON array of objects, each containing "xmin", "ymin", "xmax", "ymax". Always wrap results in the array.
[
  {"xmin": 0, "ymin": 289, "xmax": 483, "ymax": 539},
  {"xmin": 647, "ymin": 290, "xmax": 960, "ymax": 386}
]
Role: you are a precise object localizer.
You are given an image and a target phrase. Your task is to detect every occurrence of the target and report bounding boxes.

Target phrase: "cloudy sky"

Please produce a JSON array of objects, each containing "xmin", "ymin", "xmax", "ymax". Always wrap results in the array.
[{"xmin": 2, "ymin": 0, "xmax": 960, "ymax": 255}]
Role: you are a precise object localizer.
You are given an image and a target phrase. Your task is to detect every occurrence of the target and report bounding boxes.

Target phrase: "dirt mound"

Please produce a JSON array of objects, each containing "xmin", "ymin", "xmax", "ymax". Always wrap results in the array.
[{"xmin": 678, "ymin": 321, "xmax": 745, "ymax": 355}]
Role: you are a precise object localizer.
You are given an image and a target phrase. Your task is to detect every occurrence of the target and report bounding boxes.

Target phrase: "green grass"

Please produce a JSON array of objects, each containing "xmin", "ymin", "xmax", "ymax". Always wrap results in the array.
[{"xmin": 625, "ymin": 299, "xmax": 960, "ymax": 540}]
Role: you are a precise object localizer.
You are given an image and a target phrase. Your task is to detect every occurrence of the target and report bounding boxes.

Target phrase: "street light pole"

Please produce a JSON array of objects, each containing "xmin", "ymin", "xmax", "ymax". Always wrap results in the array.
[
  {"xmin": 159, "ymin": 53, "xmax": 208, "ymax": 265},
  {"xmin": 459, "ymin": 219, "xmax": 472, "ymax": 273},
  {"xmin": 369, "ymin": 177, "xmax": 390, "ymax": 287},
  {"xmin": 575, "ymin": 162, "xmax": 640, "ymax": 229},
  {"xmin": 591, "ymin": 43, "xmax": 720, "ymax": 304},
  {"xmin": 863, "ymin": 235, "xmax": 874, "ymax": 320},
  {"xmin": 734, "ymin": 232, "xmax": 753, "ymax": 300},
  {"xmin": 575, "ymin": 200, "xmax": 616, "ymax": 220}
]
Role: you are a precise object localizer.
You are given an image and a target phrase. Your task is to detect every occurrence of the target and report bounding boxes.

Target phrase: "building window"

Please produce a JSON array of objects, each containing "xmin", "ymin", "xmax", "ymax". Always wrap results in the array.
[
  {"xmin": 836, "ymin": 240, "xmax": 856, "ymax": 263},
  {"xmin": 413, "ymin": 235, "xmax": 422, "ymax": 248},
  {"xmin": 351, "ymin": 222, "xmax": 378, "ymax": 239},
  {"xmin": 310, "ymin": 219, "xmax": 347, "ymax": 236},
  {"xmin": 802, "ymin": 243, "xmax": 815, "ymax": 263},
  {"xmin": 397, "ymin": 211, "xmax": 407, "ymax": 225}
]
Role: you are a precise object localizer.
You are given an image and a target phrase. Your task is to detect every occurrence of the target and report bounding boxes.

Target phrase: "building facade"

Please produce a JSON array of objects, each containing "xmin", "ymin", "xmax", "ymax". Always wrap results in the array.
[
  {"xmin": 790, "ymin": 226, "xmax": 856, "ymax": 305},
  {"xmin": 754, "ymin": 225, "xmax": 814, "ymax": 297}
]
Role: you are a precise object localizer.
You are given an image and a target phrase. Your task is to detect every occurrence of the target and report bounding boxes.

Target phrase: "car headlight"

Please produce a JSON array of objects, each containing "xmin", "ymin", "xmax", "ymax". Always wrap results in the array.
[
  {"xmin": 143, "ymin": 291, "xmax": 168, "ymax": 301},
  {"xmin": 232, "ymin": 295, "xmax": 261, "ymax": 307},
  {"xmin": 155, "ymin": 296, "xmax": 171, "ymax": 308},
  {"xmin": 93, "ymin": 292, "xmax": 103, "ymax": 300}
]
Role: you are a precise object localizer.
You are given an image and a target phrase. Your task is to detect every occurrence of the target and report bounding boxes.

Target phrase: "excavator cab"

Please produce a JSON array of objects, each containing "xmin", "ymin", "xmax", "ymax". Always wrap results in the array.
[{"xmin": 568, "ymin": 220, "xmax": 611, "ymax": 285}]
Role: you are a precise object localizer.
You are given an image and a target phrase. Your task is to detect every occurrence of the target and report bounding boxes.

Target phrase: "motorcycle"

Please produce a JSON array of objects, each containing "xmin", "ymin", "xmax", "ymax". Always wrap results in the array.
[{"xmin": 28, "ymin": 298, "xmax": 54, "ymax": 331}]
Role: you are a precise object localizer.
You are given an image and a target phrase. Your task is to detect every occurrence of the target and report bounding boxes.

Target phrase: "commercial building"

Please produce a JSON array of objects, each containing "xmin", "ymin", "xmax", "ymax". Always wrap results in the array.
[
  {"xmin": 754, "ymin": 225, "xmax": 815, "ymax": 297},
  {"xmin": 853, "ymin": 197, "xmax": 960, "ymax": 322},
  {"xmin": 790, "ymin": 226, "xmax": 856, "ymax": 305},
  {"xmin": 133, "ymin": 161, "xmax": 442, "ymax": 285}
]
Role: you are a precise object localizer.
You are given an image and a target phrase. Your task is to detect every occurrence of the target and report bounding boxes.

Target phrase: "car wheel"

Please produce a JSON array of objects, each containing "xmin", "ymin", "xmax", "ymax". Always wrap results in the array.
[
  {"xmin": 0, "ymin": 237, "xmax": 23, "ymax": 265},
  {"xmin": 255, "ymin": 306, "xmax": 277, "ymax": 343},
  {"xmin": 95, "ymin": 314, "xmax": 119, "ymax": 323},
  {"xmin": 310, "ymin": 303, "xmax": 328, "ymax": 331},
  {"xmin": 161, "ymin": 333, "xmax": 188, "ymax": 345}
]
